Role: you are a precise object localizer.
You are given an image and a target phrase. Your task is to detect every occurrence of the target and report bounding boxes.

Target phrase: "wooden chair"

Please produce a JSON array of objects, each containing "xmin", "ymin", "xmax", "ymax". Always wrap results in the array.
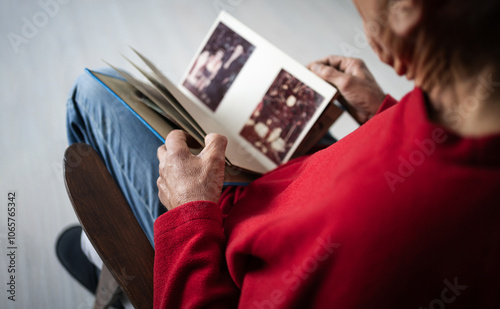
[{"xmin": 64, "ymin": 143, "xmax": 154, "ymax": 309}]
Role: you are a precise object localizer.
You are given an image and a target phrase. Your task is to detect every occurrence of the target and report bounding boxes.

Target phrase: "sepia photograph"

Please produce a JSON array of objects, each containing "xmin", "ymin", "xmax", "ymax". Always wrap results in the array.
[
  {"xmin": 183, "ymin": 21, "xmax": 255, "ymax": 111},
  {"xmin": 239, "ymin": 69, "xmax": 324, "ymax": 165}
]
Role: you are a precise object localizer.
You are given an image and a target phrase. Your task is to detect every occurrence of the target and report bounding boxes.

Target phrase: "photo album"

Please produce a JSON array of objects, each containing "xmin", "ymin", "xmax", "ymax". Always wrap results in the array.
[{"xmin": 87, "ymin": 11, "xmax": 342, "ymax": 184}]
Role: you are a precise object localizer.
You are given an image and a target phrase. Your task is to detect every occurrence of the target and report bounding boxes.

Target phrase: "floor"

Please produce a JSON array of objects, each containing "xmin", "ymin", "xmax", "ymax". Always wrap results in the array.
[{"xmin": 0, "ymin": 0, "xmax": 412, "ymax": 308}]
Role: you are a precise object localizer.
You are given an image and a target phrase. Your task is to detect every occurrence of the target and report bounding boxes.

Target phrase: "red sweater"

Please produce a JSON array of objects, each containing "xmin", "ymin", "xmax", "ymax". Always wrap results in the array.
[{"xmin": 153, "ymin": 88, "xmax": 500, "ymax": 308}]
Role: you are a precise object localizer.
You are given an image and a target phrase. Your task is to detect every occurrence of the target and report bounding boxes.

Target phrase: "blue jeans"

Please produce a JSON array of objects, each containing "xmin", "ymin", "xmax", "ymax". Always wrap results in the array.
[{"xmin": 67, "ymin": 68, "xmax": 165, "ymax": 246}]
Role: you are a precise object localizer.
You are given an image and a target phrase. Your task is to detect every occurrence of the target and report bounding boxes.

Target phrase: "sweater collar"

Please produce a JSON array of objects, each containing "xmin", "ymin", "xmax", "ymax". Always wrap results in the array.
[{"xmin": 404, "ymin": 87, "xmax": 500, "ymax": 167}]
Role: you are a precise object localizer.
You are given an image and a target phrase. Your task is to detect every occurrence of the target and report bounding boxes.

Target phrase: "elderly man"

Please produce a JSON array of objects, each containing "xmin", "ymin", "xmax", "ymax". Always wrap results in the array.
[{"xmin": 59, "ymin": 0, "xmax": 500, "ymax": 308}]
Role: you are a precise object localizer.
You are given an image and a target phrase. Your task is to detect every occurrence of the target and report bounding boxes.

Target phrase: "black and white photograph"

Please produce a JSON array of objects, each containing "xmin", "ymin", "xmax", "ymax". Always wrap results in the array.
[
  {"xmin": 239, "ymin": 69, "xmax": 324, "ymax": 165},
  {"xmin": 183, "ymin": 22, "xmax": 255, "ymax": 111}
]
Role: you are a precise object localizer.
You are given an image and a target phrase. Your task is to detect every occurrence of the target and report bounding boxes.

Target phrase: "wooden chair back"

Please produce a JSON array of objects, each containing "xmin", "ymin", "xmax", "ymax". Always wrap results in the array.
[{"xmin": 64, "ymin": 143, "xmax": 154, "ymax": 309}]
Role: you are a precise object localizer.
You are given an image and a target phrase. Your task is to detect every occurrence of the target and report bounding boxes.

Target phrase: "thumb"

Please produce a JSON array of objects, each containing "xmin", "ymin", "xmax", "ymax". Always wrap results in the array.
[
  {"xmin": 199, "ymin": 133, "xmax": 228, "ymax": 160},
  {"xmin": 310, "ymin": 63, "xmax": 349, "ymax": 90}
]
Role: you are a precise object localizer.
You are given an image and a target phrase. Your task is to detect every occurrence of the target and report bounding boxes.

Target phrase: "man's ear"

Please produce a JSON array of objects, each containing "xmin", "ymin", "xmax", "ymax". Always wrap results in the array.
[{"xmin": 388, "ymin": 0, "xmax": 423, "ymax": 37}]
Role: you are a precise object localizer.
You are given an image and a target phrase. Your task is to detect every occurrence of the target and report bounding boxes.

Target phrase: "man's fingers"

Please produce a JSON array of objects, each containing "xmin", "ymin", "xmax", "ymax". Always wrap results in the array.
[
  {"xmin": 310, "ymin": 55, "xmax": 365, "ymax": 75},
  {"xmin": 199, "ymin": 133, "xmax": 227, "ymax": 161},
  {"xmin": 157, "ymin": 144, "xmax": 166, "ymax": 160},
  {"xmin": 157, "ymin": 176, "xmax": 171, "ymax": 209},
  {"xmin": 308, "ymin": 55, "xmax": 348, "ymax": 70},
  {"xmin": 309, "ymin": 63, "xmax": 350, "ymax": 90},
  {"xmin": 165, "ymin": 130, "xmax": 191, "ymax": 156},
  {"xmin": 319, "ymin": 55, "xmax": 345, "ymax": 69},
  {"xmin": 157, "ymin": 132, "xmax": 227, "ymax": 210},
  {"xmin": 157, "ymin": 144, "xmax": 167, "ymax": 173}
]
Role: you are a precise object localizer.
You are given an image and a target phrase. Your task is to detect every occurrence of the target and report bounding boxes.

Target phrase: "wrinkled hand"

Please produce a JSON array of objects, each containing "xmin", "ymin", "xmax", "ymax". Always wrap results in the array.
[
  {"xmin": 308, "ymin": 56, "xmax": 386, "ymax": 124},
  {"xmin": 157, "ymin": 130, "xmax": 227, "ymax": 211}
]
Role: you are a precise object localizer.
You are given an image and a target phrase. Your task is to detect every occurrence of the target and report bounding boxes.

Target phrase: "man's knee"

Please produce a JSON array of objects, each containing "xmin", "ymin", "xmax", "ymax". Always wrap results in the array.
[
  {"xmin": 66, "ymin": 67, "xmax": 126, "ymax": 143},
  {"xmin": 68, "ymin": 67, "xmax": 120, "ymax": 104}
]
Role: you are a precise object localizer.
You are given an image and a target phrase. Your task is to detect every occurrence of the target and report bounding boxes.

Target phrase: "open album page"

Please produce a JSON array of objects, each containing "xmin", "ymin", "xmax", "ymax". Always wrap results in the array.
[{"xmin": 178, "ymin": 12, "xmax": 336, "ymax": 174}]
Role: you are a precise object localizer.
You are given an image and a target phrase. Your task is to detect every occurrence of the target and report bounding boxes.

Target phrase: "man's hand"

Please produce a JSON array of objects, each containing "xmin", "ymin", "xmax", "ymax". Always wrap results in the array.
[
  {"xmin": 157, "ymin": 130, "xmax": 227, "ymax": 211},
  {"xmin": 308, "ymin": 56, "xmax": 386, "ymax": 124}
]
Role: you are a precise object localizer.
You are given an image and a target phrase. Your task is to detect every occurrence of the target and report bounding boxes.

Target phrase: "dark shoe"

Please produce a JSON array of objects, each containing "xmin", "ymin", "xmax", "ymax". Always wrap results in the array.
[
  {"xmin": 56, "ymin": 225, "xmax": 125, "ymax": 308},
  {"xmin": 55, "ymin": 225, "xmax": 100, "ymax": 294}
]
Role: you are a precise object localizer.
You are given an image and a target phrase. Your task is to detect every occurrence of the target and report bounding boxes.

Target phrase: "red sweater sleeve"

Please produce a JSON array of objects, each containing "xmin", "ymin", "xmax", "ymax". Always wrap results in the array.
[{"xmin": 153, "ymin": 201, "xmax": 239, "ymax": 308}]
